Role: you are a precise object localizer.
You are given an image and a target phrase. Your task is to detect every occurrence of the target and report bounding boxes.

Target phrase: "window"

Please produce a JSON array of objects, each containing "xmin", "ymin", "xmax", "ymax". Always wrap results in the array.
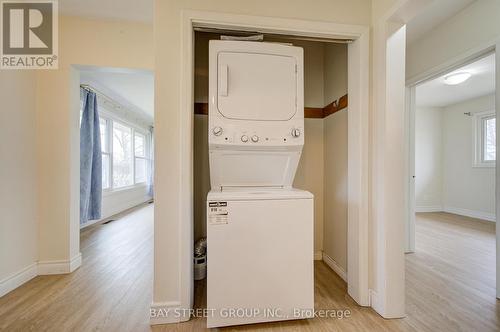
[
  {"xmin": 113, "ymin": 121, "xmax": 134, "ymax": 188},
  {"xmin": 80, "ymin": 97, "xmax": 152, "ymax": 192},
  {"xmin": 484, "ymin": 117, "xmax": 496, "ymax": 161},
  {"xmin": 134, "ymin": 132, "xmax": 147, "ymax": 183},
  {"xmin": 100, "ymin": 118, "xmax": 111, "ymax": 189},
  {"xmin": 474, "ymin": 111, "xmax": 496, "ymax": 167}
]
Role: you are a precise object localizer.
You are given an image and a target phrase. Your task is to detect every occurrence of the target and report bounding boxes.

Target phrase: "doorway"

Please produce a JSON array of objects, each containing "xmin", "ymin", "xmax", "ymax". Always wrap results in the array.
[
  {"xmin": 405, "ymin": 51, "xmax": 498, "ymax": 329},
  {"xmin": 76, "ymin": 66, "xmax": 155, "ymax": 235}
]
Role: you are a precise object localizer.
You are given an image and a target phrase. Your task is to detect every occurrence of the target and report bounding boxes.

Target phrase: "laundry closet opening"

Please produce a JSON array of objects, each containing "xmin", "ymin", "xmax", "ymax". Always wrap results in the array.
[{"xmin": 192, "ymin": 30, "xmax": 349, "ymax": 282}]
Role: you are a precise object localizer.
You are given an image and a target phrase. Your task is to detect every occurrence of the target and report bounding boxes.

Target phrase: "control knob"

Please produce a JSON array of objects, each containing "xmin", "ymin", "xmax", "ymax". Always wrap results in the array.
[
  {"xmin": 251, "ymin": 135, "xmax": 259, "ymax": 143},
  {"xmin": 212, "ymin": 126, "xmax": 223, "ymax": 136},
  {"xmin": 241, "ymin": 135, "xmax": 249, "ymax": 143},
  {"xmin": 291, "ymin": 128, "xmax": 301, "ymax": 138}
]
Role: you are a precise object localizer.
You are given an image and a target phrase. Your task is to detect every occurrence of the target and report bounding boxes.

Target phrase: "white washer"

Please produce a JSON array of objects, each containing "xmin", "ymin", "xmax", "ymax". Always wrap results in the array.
[
  {"xmin": 207, "ymin": 188, "xmax": 314, "ymax": 328},
  {"xmin": 207, "ymin": 40, "xmax": 314, "ymax": 328}
]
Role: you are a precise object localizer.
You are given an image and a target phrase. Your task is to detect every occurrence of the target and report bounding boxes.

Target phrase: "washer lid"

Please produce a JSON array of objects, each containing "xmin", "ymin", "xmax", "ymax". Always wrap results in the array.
[{"xmin": 217, "ymin": 51, "xmax": 297, "ymax": 121}]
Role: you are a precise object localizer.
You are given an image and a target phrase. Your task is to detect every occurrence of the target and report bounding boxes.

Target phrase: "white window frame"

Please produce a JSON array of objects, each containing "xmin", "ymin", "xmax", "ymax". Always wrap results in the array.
[
  {"xmin": 473, "ymin": 110, "xmax": 496, "ymax": 168},
  {"xmin": 99, "ymin": 108, "xmax": 151, "ymax": 193},
  {"xmin": 134, "ymin": 131, "xmax": 149, "ymax": 184},
  {"xmin": 100, "ymin": 117, "xmax": 112, "ymax": 190}
]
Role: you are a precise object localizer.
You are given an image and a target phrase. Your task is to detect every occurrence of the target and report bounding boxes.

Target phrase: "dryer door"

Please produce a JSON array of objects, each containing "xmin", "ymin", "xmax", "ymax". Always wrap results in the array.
[{"xmin": 217, "ymin": 51, "xmax": 297, "ymax": 121}]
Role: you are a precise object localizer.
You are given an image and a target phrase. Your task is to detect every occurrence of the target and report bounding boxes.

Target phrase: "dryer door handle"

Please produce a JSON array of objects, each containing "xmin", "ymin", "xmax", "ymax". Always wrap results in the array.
[{"xmin": 219, "ymin": 64, "xmax": 228, "ymax": 97}]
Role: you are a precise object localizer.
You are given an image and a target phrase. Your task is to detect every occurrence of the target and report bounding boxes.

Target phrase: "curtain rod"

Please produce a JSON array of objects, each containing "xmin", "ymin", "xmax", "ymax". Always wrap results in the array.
[
  {"xmin": 80, "ymin": 84, "xmax": 153, "ymax": 128},
  {"xmin": 80, "ymin": 84, "xmax": 125, "ymax": 109}
]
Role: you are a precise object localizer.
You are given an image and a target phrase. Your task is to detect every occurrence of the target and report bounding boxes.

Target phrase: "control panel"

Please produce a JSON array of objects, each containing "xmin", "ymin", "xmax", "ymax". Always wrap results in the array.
[{"xmin": 209, "ymin": 123, "xmax": 304, "ymax": 147}]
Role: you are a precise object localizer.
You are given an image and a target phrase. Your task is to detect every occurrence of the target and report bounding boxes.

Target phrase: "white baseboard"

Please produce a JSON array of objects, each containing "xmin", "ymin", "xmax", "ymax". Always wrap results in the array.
[
  {"xmin": 80, "ymin": 218, "xmax": 102, "ymax": 229},
  {"xmin": 38, "ymin": 253, "xmax": 82, "ymax": 275},
  {"xmin": 443, "ymin": 206, "xmax": 496, "ymax": 222},
  {"xmin": 150, "ymin": 301, "xmax": 189, "ymax": 325},
  {"xmin": 322, "ymin": 252, "xmax": 347, "ymax": 282},
  {"xmin": 0, "ymin": 263, "xmax": 38, "ymax": 297},
  {"xmin": 314, "ymin": 251, "xmax": 323, "ymax": 261},
  {"xmin": 415, "ymin": 205, "xmax": 442, "ymax": 213}
]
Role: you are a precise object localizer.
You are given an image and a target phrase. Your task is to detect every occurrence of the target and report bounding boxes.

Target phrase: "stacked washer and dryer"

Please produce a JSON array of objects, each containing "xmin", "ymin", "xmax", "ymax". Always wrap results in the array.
[{"xmin": 206, "ymin": 40, "xmax": 314, "ymax": 328}]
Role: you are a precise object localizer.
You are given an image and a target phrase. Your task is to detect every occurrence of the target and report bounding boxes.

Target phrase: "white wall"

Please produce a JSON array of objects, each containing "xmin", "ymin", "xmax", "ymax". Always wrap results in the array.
[
  {"xmin": 415, "ymin": 107, "xmax": 443, "ymax": 210},
  {"xmin": 442, "ymin": 94, "xmax": 496, "ymax": 220},
  {"xmin": 99, "ymin": 186, "xmax": 152, "ymax": 223},
  {"xmin": 0, "ymin": 71, "xmax": 38, "ymax": 295}
]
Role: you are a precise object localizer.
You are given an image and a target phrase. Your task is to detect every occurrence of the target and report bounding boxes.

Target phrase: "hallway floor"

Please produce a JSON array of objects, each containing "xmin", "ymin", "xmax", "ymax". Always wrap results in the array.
[
  {"xmin": 0, "ymin": 207, "xmax": 498, "ymax": 331},
  {"xmin": 405, "ymin": 212, "xmax": 499, "ymax": 332}
]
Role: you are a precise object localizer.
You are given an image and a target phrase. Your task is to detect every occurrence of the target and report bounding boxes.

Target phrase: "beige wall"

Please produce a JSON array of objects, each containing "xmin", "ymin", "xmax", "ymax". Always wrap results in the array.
[
  {"xmin": 36, "ymin": 16, "xmax": 153, "ymax": 264},
  {"xmin": 0, "ymin": 71, "xmax": 38, "ymax": 288},
  {"xmin": 293, "ymin": 119, "xmax": 325, "ymax": 254},
  {"xmin": 324, "ymin": 43, "xmax": 348, "ymax": 104},
  {"xmin": 322, "ymin": 43, "xmax": 348, "ymax": 271},
  {"xmin": 323, "ymin": 109, "xmax": 348, "ymax": 270},
  {"xmin": 193, "ymin": 115, "xmax": 210, "ymax": 242}
]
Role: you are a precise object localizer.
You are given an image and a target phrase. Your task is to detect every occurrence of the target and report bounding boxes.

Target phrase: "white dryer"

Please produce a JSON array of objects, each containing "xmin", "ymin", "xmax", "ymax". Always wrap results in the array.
[{"xmin": 206, "ymin": 40, "xmax": 314, "ymax": 328}]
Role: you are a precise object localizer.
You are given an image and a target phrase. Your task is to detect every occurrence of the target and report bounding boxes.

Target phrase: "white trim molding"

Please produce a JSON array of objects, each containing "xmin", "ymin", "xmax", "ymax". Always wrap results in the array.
[
  {"xmin": 0, "ymin": 263, "xmax": 38, "ymax": 297},
  {"xmin": 415, "ymin": 206, "xmax": 443, "ymax": 213},
  {"xmin": 38, "ymin": 253, "xmax": 82, "ymax": 275},
  {"xmin": 1, "ymin": 254, "xmax": 82, "ymax": 296},
  {"xmin": 443, "ymin": 206, "xmax": 496, "ymax": 223},
  {"xmin": 150, "ymin": 301, "xmax": 186, "ymax": 325},
  {"xmin": 415, "ymin": 206, "xmax": 495, "ymax": 222},
  {"xmin": 322, "ymin": 252, "xmax": 347, "ymax": 282},
  {"xmin": 472, "ymin": 110, "xmax": 496, "ymax": 168},
  {"xmin": 369, "ymin": 289, "xmax": 383, "ymax": 314}
]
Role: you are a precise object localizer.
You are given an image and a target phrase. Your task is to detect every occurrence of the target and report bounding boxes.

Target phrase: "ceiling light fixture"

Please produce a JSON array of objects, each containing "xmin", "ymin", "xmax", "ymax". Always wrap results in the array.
[{"xmin": 444, "ymin": 72, "xmax": 472, "ymax": 85}]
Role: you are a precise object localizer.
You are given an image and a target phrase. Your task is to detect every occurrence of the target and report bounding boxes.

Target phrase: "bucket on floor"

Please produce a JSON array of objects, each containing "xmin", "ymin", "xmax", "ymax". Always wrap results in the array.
[{"xmin": 194, "ymin": 254, "xmax": 207, "ymax": 280}]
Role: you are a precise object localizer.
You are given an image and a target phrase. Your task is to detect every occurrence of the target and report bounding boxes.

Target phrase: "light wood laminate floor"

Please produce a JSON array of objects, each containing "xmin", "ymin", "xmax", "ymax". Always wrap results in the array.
[{"xmin": 0, "ymin": 207, "xmax": 498, "ymax": 331}]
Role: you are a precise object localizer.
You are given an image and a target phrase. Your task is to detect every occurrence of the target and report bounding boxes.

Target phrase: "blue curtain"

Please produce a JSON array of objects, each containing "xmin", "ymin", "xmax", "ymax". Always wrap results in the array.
[{"xmin": 80, "ymin": 89, "xmax": 102, "ymax": 224}]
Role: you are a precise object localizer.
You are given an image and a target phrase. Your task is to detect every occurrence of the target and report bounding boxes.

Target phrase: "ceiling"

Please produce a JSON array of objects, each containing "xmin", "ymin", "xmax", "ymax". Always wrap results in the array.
[
  {"xmin": 406, "ymin": 0, "xmax": 475, "ymax": 45},
  {"xmin": 80, "ymin": 68, "xmax": 154, "ymax": 118},
  {"xmin": 59, "ymin": 0, "xmax": 153, "ymax": 23},
  {"xmin": 416, "ymin": 53, "xmax": 495, "ymax": 108}
]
